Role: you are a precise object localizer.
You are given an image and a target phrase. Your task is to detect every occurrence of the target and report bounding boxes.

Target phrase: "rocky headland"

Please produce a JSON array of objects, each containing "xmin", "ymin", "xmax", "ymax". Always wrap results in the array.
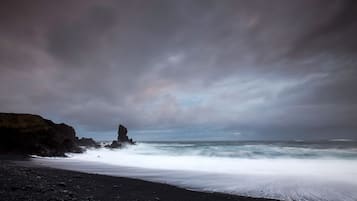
[
  {"xmin": 0, "ymin": 113, "xmax": 82, "ymax": 156},
  {"xmin": 0, "ymin": 112, "xmax": 135, "ymax": 157}
]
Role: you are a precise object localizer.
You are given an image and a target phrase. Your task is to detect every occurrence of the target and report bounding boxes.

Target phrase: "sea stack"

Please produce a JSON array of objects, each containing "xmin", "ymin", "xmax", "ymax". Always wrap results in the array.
[
  {"xmin": 105, "ymin": 124, "xmax": 135, "ymax": 148},
  {"xmin": 118, "ymin": 124, "xmax": 134, "ymax": 144}
]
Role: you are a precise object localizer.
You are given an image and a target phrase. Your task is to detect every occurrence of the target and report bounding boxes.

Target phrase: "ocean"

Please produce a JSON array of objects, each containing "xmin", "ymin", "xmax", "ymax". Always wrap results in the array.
[{"xmin": 32, "ymin": 140, "xmax": 357, "ymax": 201}]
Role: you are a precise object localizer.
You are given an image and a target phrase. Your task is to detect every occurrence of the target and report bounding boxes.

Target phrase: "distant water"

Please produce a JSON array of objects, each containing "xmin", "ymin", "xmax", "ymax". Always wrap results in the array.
[{"xmin": 32, "ymin": 141, "xmax": 357, "ymax": 201}]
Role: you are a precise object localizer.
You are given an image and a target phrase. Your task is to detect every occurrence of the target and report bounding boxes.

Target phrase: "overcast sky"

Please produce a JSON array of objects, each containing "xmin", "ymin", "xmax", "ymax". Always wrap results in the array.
[{"xmin": 1, "ymin": 0, "xmax": 357, "ymax": 141}]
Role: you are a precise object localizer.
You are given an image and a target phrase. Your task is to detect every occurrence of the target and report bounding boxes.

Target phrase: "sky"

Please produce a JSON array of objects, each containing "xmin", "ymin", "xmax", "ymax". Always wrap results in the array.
[{"xmin": 1, "ymin": 0, "xmax": 357, "ymax": 141}]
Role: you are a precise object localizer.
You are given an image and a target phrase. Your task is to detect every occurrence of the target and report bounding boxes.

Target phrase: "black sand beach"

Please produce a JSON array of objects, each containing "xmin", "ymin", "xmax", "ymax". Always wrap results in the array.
[{"xmin": 0, "ymin": 157, "xmax": 276, "ymax": 201}]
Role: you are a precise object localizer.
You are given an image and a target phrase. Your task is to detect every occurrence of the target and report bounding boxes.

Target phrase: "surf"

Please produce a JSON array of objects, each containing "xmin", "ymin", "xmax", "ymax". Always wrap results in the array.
[{"xmin": 33, "ymin": 141, "xmax": 357, "ymax": 201}]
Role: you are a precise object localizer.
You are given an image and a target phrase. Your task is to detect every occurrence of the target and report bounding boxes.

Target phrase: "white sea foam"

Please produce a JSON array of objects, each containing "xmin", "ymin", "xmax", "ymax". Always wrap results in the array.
[{"xmin": 32, "ymin": 142, "xmax": 357, "ymax": 201}]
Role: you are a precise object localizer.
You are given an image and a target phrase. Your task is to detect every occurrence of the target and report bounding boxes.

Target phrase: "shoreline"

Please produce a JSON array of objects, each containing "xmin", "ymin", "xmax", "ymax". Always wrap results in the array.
[{"xmin": 0, "ymin": 156, "xmax": 277, "ymax": 201}]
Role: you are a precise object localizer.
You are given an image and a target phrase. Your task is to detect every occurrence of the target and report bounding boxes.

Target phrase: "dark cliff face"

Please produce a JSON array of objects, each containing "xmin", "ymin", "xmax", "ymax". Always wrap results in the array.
[{"xmin": 0, "ymin": 113, "xmax": 82, "ymax": 156}]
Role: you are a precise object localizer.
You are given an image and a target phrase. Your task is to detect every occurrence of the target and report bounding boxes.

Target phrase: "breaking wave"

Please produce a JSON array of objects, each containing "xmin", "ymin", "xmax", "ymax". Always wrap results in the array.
[{"xmin": 33, "ymin": 141, "xmax": 357, "ymax": 201}]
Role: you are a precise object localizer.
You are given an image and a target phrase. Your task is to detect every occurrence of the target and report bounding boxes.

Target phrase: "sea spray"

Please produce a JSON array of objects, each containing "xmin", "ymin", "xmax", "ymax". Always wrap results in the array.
[{"xmin": 33, "ymin": 141, "xmax": 357, "ymax": 201}]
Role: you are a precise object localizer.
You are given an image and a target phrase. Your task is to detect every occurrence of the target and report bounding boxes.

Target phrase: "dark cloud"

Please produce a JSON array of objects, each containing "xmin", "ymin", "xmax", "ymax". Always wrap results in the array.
[
  {"xmin": 0, "ymin": 0, "xmax": 356, "ymax": 140},
  {"xmin": 288, "ymin": 0, "xmax": 357, "ymax": 57}
]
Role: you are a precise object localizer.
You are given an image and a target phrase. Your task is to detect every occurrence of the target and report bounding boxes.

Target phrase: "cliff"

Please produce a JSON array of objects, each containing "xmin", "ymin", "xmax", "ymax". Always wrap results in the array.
[{"xmin": 0, "ymin": 113, "xmax": 82, "ymax": 156}]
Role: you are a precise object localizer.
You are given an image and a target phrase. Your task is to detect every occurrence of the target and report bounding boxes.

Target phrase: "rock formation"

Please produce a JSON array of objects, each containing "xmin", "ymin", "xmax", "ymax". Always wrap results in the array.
[
  {"xmin": 75, "ymin": 137, "xmax": 100, "ymax": 148},
  {"xmin": 105, "ymin": 124, "xmax": 135, "ymax": 148},
  {"xmin": 0, "ymin": 113, "xmax": 82, "ymax": 156},
  {"xmin": 104, "ymin": 140, "xmax": 122, "ymax": 148},
  {"xmin": 118, "ymin": 124, "xmax": 134, "ymax": 144}
]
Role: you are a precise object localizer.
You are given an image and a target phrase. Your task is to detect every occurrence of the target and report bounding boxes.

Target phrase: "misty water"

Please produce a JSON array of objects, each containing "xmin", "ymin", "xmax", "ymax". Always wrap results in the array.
[{"xmin": 32, "ymin": 141, "xmax": 357, "ymax": 201}]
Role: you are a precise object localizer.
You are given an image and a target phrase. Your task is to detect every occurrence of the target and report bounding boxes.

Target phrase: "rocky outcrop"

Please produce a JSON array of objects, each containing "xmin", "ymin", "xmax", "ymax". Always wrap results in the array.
[
  {"xmin": 0, "ymin": 113, "xmax": 82, "ymax": 156},
  {"xmin": 76, "ymin": 137, "xmax": 100, "ymax": 148},
  {"xmin": 118, "ymin": 124, "xmax": 134, "ymax": 144},
  {"xmin": 104, "ymin": 140, "xmax": 121, "ymax": 149},
  {"xmin": 105, "ymin": 124, "xmax": 135, "ymax": 148}
]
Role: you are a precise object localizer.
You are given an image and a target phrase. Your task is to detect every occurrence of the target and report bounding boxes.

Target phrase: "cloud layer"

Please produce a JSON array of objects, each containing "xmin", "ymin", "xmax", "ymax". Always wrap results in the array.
[{"xmin": 1, "ymin": 0, "xmax": 357, "ymax": 140}]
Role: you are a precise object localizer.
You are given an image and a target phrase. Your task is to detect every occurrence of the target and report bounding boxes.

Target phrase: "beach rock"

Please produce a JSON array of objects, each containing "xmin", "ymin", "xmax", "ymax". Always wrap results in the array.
[
  {"xmin": 76, "ymin": 137, "xmax": 100, "ymax": 148},
  {"xmin": 117, "ymin": 124, "xmax": 135, "ymax": 144},
  {"xmin": 0, "ymin": 113, "xmax": 82, "ymax": 156},
  {"xmin": 104, "ymin": 140, "xmax": 121, "ymax": 149}
]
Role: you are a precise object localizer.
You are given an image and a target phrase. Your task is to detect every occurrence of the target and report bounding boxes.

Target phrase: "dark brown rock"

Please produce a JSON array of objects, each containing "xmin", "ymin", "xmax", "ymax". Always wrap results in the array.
[{"xmin": 0, "ymin": 113, "xmax": 82, "ymax": 156}]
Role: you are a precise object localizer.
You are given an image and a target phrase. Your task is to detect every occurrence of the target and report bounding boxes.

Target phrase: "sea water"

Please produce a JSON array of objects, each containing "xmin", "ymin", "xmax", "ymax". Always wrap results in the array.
[{"xmin": 32, "ymin": 141, "xmax": 357, "ymax": 201}]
